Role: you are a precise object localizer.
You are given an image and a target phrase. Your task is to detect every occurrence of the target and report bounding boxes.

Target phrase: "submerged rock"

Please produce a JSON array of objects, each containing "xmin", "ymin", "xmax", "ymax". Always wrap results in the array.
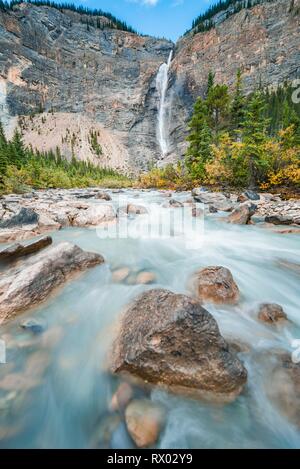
[
  {"xmin": 0, "ymin": 242, "xmax": 104, "ymax": 324},
  {"xmin": 110, "ymin": 382, "xmax": 134, "ymax": 412},
  {"xmin": 20, "ymin": 317, "xmax": 46, "ymax": 334},
  {"xmin": 0, "ymin": 236, "xmax": 52, "ymax": 262},
  {"xmin": 122, "ymin": 204, "xmax": 148, "ymax": 215},
  {"xmin": 266, "ymin": 353, "xmax": 300, "ymax": 428},
  {"xmin": 111, "ymin": 289, "xmax": 247, "ymax": 402},
  {"xmin": 125, "ymin": 399, "xmax": 165, "ymax": 448},
  {"xmin": 162, "ymin": 199, "xmax": 183, "ymax": 208},
  {"xmin": 135, "ymin": 271, "xmax": 157, "ymax": 285},
  {"xmin": 191, "ymin": 266, "xmax": 240, "ymax": 305},
  {"xmin": 258, "ymin": 303, "xmax": 288, "ymax": 324}
]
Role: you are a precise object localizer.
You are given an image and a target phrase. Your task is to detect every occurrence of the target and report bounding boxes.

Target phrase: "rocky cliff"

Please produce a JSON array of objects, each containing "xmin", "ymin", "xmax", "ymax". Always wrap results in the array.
[{"xmin": 0, "ymin": 1, "xmax": 299, "ymax": 172}]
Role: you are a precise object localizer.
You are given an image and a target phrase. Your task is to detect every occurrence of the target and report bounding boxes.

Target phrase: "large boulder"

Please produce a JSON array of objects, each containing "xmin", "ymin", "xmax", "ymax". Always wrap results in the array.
[
  {"xmin": 72, "ymin": 204, "xmax": 116, "ymax": 226},
  {"xmin": 125, "ymin": 399, "xmax": 165, "ymax": 448},
  {"xmin": 0, "ymin": 242, "xmax": 104, "ymax": 324},
  {"xmin": 191, "ymin": 266, "xmax": 240, "ymax": 305},
  {"xmin": 223, "ymin": 203, "xmax": 256, "ymax": 224},
  {"xmin": 111, "ymin": 289, "xmax": 247, "ymax": 402},
  {"xmin": 0, "ymin": 236, "xmax": 52, "ymax": 262}
]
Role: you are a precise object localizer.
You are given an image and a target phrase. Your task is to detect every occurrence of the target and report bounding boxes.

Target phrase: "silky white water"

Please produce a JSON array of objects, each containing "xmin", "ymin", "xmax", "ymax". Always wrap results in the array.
[
  {"xmin": 0, "ymin": 189, "xmax": 300, "ymax": 449},
  {"xmin": 156, "ymin": 51, "xmax": 173, "ymax": 156}
]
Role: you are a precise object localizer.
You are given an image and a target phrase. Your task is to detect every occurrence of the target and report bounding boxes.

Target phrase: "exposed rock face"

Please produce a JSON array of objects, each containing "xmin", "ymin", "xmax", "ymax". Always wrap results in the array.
[
  {"xmin": 191, "ymin": 266, "xmax": 240, "ymax": 305},
  {"xmin": 0, "ymin": 3, "xmax": 173, "ymax": 172},
  {"xmin": 111, "ymin": 289, "xmax": 247, "ymax": 402},
  {"xmin": 0, "ymin": 242, "xmax": 104, "ymax": 324},
  {"xmin": 1, "ymin": 1, "xmax": 298, "ymax": 169},
  {"xmin": 258, "ymin": 303, "xmax": 288, "ymax": 323}
]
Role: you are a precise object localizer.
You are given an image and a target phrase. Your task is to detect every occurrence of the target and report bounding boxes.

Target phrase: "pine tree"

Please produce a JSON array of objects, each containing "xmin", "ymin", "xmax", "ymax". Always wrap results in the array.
[
  {"xmin": 242, "ymin": 91, "xmax": 270, "ymax": 188},
  {"xmin": 185, "ymin": 97, "xmax": 212, "ymax": 179},
  {"xmin": 9, "ymin": 129, "xmax": 27, "ymax": 168},
  {"xmin": 206, "ymin": 83, "xmax": 231, "ymax": 137},
  {"xmin": 230, "ymin": 69, "xmax": 245, "ymax": 134},
  {"xmin": 206, "ymin": 71, "xmax": 215, "ymax": 96},
  {"xmin": 0, "ymin": 121, "xmax": 8, "ymax": 179}
]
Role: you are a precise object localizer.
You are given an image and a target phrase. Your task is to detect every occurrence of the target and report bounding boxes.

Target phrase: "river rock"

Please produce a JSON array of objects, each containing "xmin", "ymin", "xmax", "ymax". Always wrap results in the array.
[
  {"xmin": 223, "ymin": 203, "xmax": 256, "ymax": 224},
  {"xmin": 110, "ymin": 382, "xmax": 134, "ymax": 412},
  {"xmin": 118, "ymin": 204, "xmax": 148, "ymax": 216},
  {"xmin": 95, "ymin": 191, "xmax": 112, "ymax": 201},
  {"xmin": 191, "ymin": 266, "xmax": 240, "ymax": 305},
  {"xmin": 266, "ymin": 353, "xmax": 300, "ymax": 428},
  {"xmin": 112, "ymin": 267, "xmax": 131, "ymax": 283},
  {"xmin": 265, "ymin": 215, "xmax": 294, "ymax": 225},
  {"xmin": 125, "ymin": 399, "xmax": 165, "ymax": 448},
  {"xmin": 20, "ymin": 317, "xmax": 46, "ymax": 334},
  {"xmin": 258, "ymin": 303, "xmax": 288, "ymax": 324},
  {"xmin": 162, "ymin": 199, "xmax": 183, "ymax": 208},
  {"xmin": 0, "ymin": 236, "xmax": 52, "ymax": 262},
  {"xmin": 72, "ymin": 204, "xmax": 116, "ymax": 226},
  {"xmin": 0, "ymin": 242, "xmax": 104, "ymax": 324},
  {"xmin": 244, "ymin": 190, "xmax": 260, "ymax": 201},
  {"xmin": 0, "ymin": 208, "xmax": 39, "ymax": 228},
  {"xmin": 135, "ymin": 271, "xmax": 157, "ymax": 285},
  {"xmin": 111, "ymin": 289, "xmax": 247, "ymax": 402}
]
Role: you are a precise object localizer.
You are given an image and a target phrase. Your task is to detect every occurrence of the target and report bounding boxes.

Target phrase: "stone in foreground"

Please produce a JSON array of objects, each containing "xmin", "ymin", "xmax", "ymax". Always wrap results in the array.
[
  {"xmin": 0, "ymin": 242, "xmax": 104, "ymax": 324},
  {"xmin": 125, "ymin": 399, "xmax": 165, "ymax": 448},
  {"xmin": 111, "ymin": 289, "xmax": 247, "ymax": 402},
  {"xmin": 192, "ymin": 266, "xmax": 240, "ymax": 305}
]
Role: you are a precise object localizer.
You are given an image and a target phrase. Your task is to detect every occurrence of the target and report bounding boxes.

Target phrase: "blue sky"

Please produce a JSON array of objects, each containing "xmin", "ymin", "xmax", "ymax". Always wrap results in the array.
[{"xmin": 71, "ymin": 0, "xmax": 216, "ymax": 41}]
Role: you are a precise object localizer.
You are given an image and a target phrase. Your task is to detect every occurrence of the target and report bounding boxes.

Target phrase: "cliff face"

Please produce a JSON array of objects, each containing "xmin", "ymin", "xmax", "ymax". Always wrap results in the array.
[
  {"xmin": 0, "ymin": 1, "xmax": 299, "ymax": 171},
  {"xmin": 0, "ymin": 3, "xmax": 173, "ymax": 172}
]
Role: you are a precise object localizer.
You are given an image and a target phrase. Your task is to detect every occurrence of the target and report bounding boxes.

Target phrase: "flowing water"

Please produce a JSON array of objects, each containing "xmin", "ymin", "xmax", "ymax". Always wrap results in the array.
[
  {"xmin": 0, "ymin": 189, "xmax": 300, "ymax": 448},
  {"xmin": 156, "ymin": 51, "xmax": 173, "ymax": 156}
]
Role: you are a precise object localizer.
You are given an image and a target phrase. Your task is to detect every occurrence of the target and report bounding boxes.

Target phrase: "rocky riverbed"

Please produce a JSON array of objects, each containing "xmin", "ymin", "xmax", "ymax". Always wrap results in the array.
[{"xmin": 0, "ymin": 187, "xmax": 300, "ymax": 448}]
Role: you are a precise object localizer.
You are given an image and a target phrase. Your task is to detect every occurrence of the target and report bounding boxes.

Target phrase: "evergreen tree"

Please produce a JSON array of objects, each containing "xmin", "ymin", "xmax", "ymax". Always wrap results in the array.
[
  {"xmin": 9, "ymin": 129, "xmax": 27, "ymax": 168},
  {"xmin": 230, "ymin": 69, "xmax": 245, "ymax": 133},
  {"xmin": 206, "ymin": 83, "xmax": 231, "ymax": 137},
  {"xmin": 0, "ymin": 121, "xmax": 8, "ymax": 178},
  {"xmin": 185, "ymin": 97, "xmax": 212, "ymax": 179},
  {"xmin": 242, "ymin": 91, "xmax": 270, "ymax": 188},
  {"xmin": 206, "ymin": 71, "xmax": 215, "ymax": 96}
]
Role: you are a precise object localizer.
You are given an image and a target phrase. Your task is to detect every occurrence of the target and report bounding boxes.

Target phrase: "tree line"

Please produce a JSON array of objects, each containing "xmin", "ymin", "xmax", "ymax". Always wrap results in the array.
[
  {"xmin": 140, "ymin": 72, "xmax": 300, "ymax": 190},
  {"xmin": 0, "ymin": 123, "xmax": 131, "ymax": 192},
  {"xmin": 0, "ymin": 0, "xmax": 137, "ymax": 34}
]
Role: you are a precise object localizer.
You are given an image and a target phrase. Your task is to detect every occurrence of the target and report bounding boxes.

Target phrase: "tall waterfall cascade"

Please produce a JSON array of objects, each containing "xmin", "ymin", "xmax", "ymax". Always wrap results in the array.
[{"xmin": 156, "ymin": 50, "xmax": 173, "ymax": 157}]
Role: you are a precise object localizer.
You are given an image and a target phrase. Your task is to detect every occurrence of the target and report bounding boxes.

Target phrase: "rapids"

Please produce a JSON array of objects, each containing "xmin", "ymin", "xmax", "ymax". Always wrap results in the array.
[{"xmin": 0, "ymin": 189, "xmax": 299, "ymax": 449}]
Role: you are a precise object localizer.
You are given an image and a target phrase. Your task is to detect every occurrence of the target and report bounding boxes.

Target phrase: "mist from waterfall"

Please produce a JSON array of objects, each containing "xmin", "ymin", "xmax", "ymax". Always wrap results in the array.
[{"xmin": 156, "ymin": 50, "xmax": 173, "ymax": 156}]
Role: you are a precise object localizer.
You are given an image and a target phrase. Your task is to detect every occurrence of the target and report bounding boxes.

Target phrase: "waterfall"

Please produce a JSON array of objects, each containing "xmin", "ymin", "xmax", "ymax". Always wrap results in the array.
[{"xmin": 156, "ymin": 50, "xmax": 173, "ymax": 156}]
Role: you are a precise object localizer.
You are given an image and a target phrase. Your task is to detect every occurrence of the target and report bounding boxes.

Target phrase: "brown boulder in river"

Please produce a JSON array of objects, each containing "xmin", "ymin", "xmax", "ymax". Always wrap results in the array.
[
  {"xmin": 258, "ymin": 303, "xmax": 288, "ymax": 324},
  {"xmin": 111, "ymin": 289, "xmax": 247, "ymax": 403},
  {"xmin": 223, "ymin": 203, "xmax": 256, "ymax": 225},
  {"xmin": 192, "ymin": 266, "xmax": 240, "ymax": 305}
]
